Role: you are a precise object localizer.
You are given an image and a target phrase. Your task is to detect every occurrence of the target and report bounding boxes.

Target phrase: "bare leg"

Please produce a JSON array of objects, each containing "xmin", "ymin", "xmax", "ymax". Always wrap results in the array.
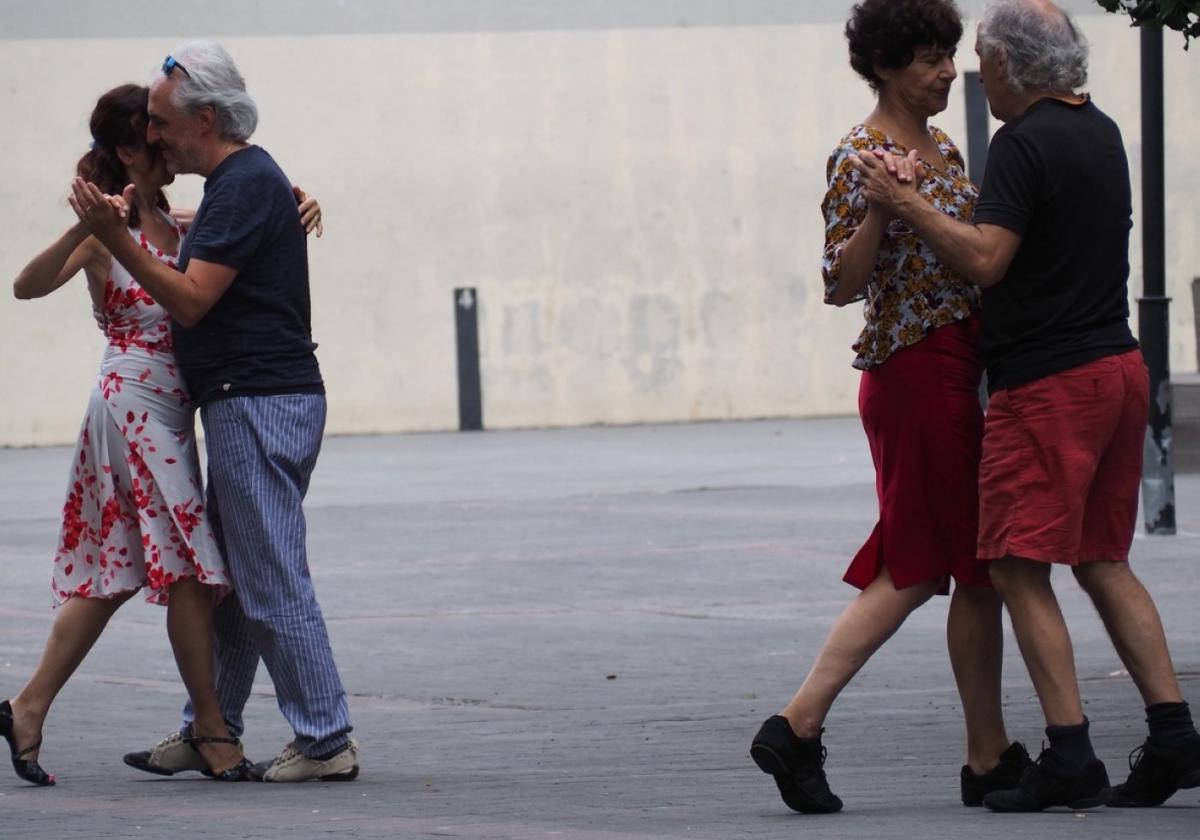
[
  {"xmin": 948, "ymin": 583, "xmax": 1011, "ymax": 772},
  {"xmin": 8, "ymin": 593, "xmax": 133, "ymax": 762},
  {"xmin": 1072, "ymin": 562, "xmax": 1182, "ymax": 706},
  {"xmin": 780, "ymin": 566, "xmax": 939, "ymax": 737},
  {"xmin": 166, "ymin": 577, "xmax": 241, "ymax": 773},
  {"xmin": 989, "ymin": 557, "xmax": 1083, "ymax": 726}
]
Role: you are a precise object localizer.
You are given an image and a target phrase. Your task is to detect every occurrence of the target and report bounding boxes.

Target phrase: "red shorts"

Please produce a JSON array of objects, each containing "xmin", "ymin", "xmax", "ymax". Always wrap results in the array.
[
  {"xmin": 844, "ymin": 317, "xmax": 992, "ymax": 593},
  {"xmin": 977, "ymin": 349, "xmax": 1148, "ymax": 565}
]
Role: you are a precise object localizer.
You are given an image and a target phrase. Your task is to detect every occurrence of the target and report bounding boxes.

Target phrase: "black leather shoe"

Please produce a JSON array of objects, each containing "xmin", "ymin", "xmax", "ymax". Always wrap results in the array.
[
  {"xmin": 184, "ymin": 732, "xmax": 253, "ymax": 782},
  {"xmin": 1107, "ymin": 736, "xmax": 1200, "ymax": 807},
  {"xmin": 0, "ymin": 700, "xmax": 54, "ymax": 787},
  {"xmin": 961, "ymin": 741, "xmax": 1032, "ymax": 806},
  {"xmin": 750, "ymin": 715, "xmax": 842, "ymax": 814},
  {"xmin": 983, "ymin": 747, "xmax": 1109, "ymax": 812}
]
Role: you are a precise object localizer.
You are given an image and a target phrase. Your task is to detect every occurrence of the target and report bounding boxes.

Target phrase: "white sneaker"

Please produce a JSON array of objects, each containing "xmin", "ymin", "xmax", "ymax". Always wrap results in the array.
[
  {"xmin": 122, "ymin": 726, "xmax": 211, "ymax": 776},
  {"xmin": 250, "ymin": 739, "xmax": 359, "ymax": 782}
]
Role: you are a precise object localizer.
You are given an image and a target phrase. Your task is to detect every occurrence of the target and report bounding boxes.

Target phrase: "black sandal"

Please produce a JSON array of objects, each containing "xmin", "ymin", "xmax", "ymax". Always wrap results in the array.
[
  {"xmin": 0, "ymin": 700, "xmax": 55, "ymax": 787},
  {"xmin": 184, "ymin": 732, "xmax": 252, "ymax": 782}
]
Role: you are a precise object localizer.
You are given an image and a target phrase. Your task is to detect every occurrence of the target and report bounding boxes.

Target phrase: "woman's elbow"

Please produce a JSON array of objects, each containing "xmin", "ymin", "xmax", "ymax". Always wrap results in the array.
[
  {"xmin": 823, "ymin": 275, "xmax": 854, "ymax": 308},
  {"xmin": 825, "ymin": 280, "xmax": 863, "ymax": 308}
]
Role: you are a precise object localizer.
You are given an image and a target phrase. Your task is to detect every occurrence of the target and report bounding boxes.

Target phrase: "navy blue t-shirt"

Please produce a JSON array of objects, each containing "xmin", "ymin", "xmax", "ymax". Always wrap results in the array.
[
  {"xmin": 973, "ymin": 98, "xmax": 1137, "ymax": 393},
  {"xmin": 173, "ymin": 145, "xmax": 323, "ymax": 405}
]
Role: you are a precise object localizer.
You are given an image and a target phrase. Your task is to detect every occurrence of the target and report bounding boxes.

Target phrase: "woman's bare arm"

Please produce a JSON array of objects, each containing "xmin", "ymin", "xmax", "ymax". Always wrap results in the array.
[{"xmin": 13, "ymin": 223, "xmax": 108, "ymax": 300}]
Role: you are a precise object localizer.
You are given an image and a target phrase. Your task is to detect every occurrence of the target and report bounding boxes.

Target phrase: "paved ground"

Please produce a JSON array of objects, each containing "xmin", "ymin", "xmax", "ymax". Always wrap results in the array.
[{"xmin": 1, "ymin": 418, "xmax": 1198, "ymax": 839}]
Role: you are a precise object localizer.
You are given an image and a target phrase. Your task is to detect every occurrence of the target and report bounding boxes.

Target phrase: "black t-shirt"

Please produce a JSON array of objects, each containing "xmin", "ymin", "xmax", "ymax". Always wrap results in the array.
[
  {"xmin": 173, "ymin": 145, "xmax": 323, "ymax": 405},
  {"xmin": 973, "ymin": 98, "xmax": 1137, "ymax": 393}
]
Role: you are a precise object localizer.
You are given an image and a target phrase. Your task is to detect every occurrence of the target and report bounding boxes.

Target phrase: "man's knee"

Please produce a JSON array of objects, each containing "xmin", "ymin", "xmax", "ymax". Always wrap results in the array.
[
  {"xmin": 1072, "ymin": 560, "xmax": 1132, "ymax": 598},
  {"xmin": 953, "ymin": 581, "xmax": 1002, "ymax": 604},
  {"xmin": 987, "ymin": 556, "xmax": 1050, "ymax": 598}
]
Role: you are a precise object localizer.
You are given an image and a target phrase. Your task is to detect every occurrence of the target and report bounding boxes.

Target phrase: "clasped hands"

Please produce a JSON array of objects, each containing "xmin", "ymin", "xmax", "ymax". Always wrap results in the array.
[
  {"xmin": 849, "ymin": 149, "xmax": 926, "ymax": 215},
  {"xmin": 68, "ymin": 178, "xmax": 131, "ymax": 243},
  {"xmin": 67, "ymin": 179, "xmax": 324, "ymax": 238}
]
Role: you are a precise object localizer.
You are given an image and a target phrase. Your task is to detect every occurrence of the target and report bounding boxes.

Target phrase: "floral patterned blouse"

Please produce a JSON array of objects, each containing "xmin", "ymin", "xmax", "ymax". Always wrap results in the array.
[{"xmin": 821, "ymin": 124, "xmax": 980, "ymax": 369}]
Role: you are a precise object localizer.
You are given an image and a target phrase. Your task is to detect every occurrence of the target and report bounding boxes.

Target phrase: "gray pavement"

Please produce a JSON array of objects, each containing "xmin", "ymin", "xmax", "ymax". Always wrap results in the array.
[{"xmin": 1, "ymin": 417, "xmax": 1198, "ymax": 839}]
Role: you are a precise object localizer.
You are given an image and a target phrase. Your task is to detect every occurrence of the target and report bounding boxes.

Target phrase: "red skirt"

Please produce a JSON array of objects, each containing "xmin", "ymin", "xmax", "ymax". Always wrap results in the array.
[{"xmin": 843, "ymin": 317, "xmax": 991, "ymax": 592}]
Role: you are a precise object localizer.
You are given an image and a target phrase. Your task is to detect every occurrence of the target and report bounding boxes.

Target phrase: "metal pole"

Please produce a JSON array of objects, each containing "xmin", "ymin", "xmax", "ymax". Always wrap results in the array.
[{"xmin": 1138, "ymin": 24, "xmax": 1175, "ymax": 534}]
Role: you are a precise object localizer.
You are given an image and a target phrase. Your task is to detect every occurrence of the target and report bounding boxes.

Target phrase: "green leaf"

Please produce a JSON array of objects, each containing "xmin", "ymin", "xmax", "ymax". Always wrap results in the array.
[{"xmin": 1094, "ymin": 0, "xmax": 1200, "ymax": 47}]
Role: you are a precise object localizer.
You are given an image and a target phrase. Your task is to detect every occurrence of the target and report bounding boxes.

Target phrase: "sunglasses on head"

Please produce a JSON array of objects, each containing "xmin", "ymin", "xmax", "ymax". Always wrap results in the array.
[{"xmin": 161, "ymin": 55, "xmax": 191, "ymax": 78}]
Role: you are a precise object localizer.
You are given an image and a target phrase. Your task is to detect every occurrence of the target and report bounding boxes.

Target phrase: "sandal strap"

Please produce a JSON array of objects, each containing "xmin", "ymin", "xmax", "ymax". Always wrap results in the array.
[
  {"xmin": 186, "ymin": 734, "xmax": 241, "ymax": 746},
  {"xmin": 15, "ymin": 738, "xmax": 43, "ymax": 759}
]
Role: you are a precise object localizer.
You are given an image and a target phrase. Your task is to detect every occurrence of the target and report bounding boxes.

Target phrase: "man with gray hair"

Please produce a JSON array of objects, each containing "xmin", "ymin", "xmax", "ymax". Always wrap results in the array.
[
  {"xmin": 70, "ymin": 40, "xmax": 358, "ymax": 782},
  {"xmin": 851, "ymin": 0, "xmax": 1200, "ymax": 812}
]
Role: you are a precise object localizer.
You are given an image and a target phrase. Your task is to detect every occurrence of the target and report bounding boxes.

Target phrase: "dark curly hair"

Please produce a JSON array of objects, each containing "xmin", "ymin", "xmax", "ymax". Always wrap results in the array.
[
  {"xmin": 75, "ymin": 84, "xmax": 169, "ymax": 229},
  {"xmin": 846, "ymin": 0, "xmax": 963, "ymax": 91}
]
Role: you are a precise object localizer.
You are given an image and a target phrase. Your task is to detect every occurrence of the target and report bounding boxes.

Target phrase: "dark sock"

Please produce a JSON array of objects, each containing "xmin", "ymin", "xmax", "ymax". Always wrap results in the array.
[
  {"xmin": 1045, "ymin": 718, "xmax": 1096, "ymax": 770},
  {"xmin": 1146, "ymin": 701, "xmax": 1200, "ymax": 746},
  {"xmin": 311, "ymin": 743, "xmax": 348, "ymax": 762}
]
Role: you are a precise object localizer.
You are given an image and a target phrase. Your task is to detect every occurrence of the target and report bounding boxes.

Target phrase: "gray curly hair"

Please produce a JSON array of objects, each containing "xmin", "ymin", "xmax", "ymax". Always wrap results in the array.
[
  {"xmin": 978, "ymin": 0, "xmax": 1088, "ymax": 94},
  {"xmin": 162, "ymin": 40, "xmax": 258, "ymax": 142}
]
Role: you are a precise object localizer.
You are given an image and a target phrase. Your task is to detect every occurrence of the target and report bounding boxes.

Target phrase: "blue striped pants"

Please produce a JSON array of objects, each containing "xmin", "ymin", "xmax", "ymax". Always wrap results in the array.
[{"xmin": 183, "ymin": 393, "xmax": 352, "ymax": 757}]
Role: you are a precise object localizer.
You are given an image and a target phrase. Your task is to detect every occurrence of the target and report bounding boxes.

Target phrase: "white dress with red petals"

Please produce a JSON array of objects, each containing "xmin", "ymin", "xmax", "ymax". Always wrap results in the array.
[{"xmin": 51, "ymin": 220, "xmax": 230, "ymax": 605}]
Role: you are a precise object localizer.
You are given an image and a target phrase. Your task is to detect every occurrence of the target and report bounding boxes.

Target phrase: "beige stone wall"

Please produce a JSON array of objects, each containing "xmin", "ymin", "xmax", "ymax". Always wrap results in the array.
[{"xmin": 0, "ymin": 3, "xmax": 1196, "ymax": 445}]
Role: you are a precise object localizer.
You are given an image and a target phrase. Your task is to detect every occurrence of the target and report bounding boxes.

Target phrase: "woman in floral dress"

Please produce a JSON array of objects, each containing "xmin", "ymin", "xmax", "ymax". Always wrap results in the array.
[
  {"xmin": 1, "ymin": 84, "xmax": 320, "ymax": 786},
  {"xmin": 749, "ymin": 0, "xmax": 1028, "ymax": 815}
]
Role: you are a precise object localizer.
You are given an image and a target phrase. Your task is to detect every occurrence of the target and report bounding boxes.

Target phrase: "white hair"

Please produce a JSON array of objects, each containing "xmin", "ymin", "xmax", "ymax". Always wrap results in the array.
[
  {"xmin": 978, "ymin": 0, "xmax": 1088, "ymax": 94},
  {"xmin": 162, "ymin": 40, "xmax": 259, "ymax": 142}
]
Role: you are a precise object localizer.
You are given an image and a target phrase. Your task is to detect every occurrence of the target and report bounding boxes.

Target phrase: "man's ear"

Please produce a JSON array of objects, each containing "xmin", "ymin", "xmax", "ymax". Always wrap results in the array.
[
  {"xmin": 115, "ymin": 145, "xmax": 137, "ymax": 167},
  {"xmin": 197, "ymin": 104, "xmax": 219, "ymax": 136},
  {"xmin": 994, "ymin": 47, "xmax": 1008, "ymax": 76}
]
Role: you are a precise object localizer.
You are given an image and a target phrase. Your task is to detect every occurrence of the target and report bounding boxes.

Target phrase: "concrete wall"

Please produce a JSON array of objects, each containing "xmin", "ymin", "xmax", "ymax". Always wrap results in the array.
[{"xmin": 1, "ymin": 1, "xmax": 1197, "ymax": 445}]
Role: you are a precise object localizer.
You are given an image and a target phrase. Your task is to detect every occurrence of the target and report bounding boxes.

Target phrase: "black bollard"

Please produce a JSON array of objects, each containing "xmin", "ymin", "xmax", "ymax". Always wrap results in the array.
[{"xmin": 455, "ymin": 287, "xmax": 484, "ymax": 432}]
